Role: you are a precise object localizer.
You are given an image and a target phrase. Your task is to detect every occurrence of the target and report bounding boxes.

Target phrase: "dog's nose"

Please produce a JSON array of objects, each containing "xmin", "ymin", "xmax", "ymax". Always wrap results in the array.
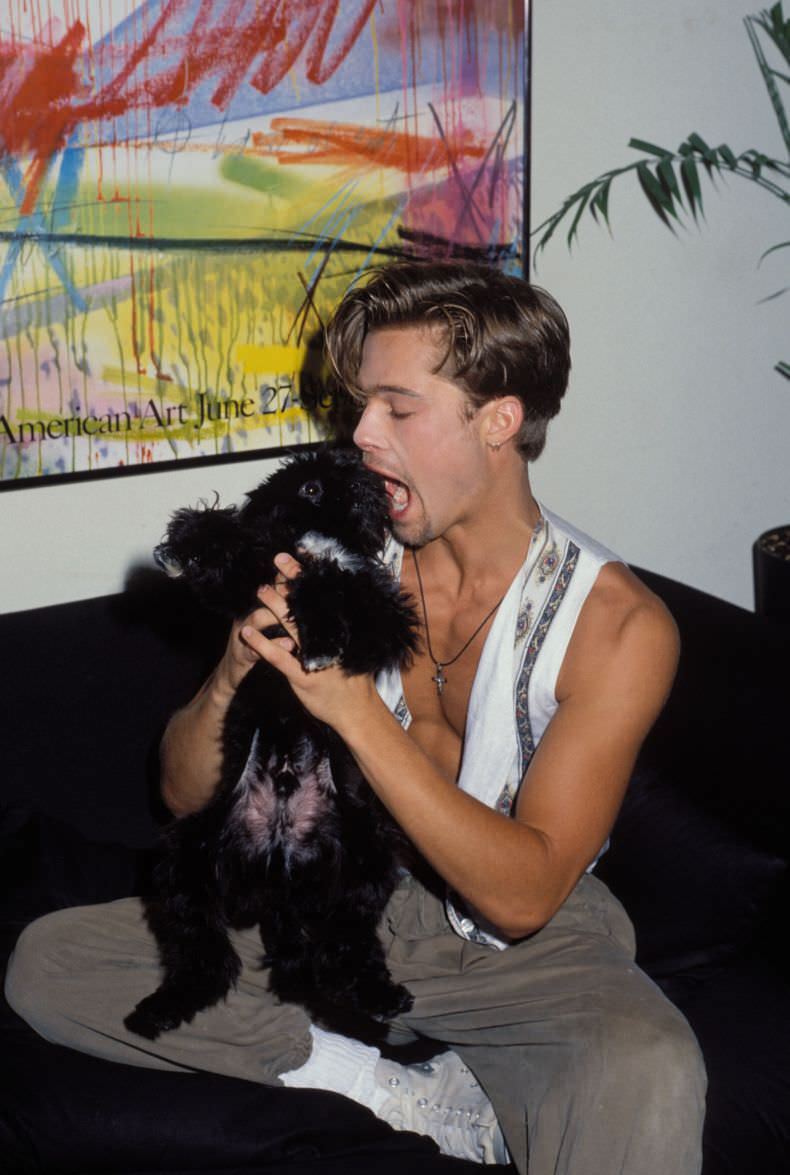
[{"xmin": 153, "ymin": 544, "xmax": 183, "ymax": 578}]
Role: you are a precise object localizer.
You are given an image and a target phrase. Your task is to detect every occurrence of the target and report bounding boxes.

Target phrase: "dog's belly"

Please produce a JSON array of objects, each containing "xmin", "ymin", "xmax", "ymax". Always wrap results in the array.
[{"xmin": 230, "ymin": 748, "xmax": 335, "ymax": 863}]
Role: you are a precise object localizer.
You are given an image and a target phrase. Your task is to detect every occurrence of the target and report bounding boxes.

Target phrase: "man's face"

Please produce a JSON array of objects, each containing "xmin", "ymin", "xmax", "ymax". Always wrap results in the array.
[{"xmin": 352, "ymin": 325, "xmax": 488, "ymax": 547}]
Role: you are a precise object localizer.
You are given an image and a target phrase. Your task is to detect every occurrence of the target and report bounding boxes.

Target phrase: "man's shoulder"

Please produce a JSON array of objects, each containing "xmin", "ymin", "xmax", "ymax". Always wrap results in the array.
[
  {"xmin": 539, "ymin": 504, "xmax": 671, "ymax": 638},
  {"xmin": 556, "ymin": 560, "xmax": 679, "ymax": 703},
  {"xmin": 540, "ymin": 504, "xmax": 622, "ymax": 569},
  {"xmin": 592, "ymin": 560, "xmax": 675, "ymax": 629},
  {"xmin": 587, "ymin": 560, "xmax": 678, "ymax": 653}
]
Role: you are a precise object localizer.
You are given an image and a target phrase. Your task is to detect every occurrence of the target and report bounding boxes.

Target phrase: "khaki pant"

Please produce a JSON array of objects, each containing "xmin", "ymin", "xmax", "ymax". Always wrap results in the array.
[{"xmin": 5, "ymin": 872, "xmax": 706, "ymax": 1174}]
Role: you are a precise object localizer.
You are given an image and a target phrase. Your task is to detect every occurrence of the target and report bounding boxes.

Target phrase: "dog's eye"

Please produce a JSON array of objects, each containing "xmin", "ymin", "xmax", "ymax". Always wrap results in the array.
[{"xmin": 298, "ymin": 479, "xmax": 323, "ymax": 501}]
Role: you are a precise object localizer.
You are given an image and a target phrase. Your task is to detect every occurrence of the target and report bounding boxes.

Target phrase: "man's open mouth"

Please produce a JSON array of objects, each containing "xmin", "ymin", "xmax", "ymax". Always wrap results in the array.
[{"xmin": 383, "ymin": 477, "xmax": 410, "ymax": 515}]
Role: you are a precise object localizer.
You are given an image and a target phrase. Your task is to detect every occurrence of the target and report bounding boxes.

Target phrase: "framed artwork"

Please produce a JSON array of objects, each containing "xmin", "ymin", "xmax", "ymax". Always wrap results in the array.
[{"xmin": 0, "ymin": 0, "xmax": 529, "ymax": 487}]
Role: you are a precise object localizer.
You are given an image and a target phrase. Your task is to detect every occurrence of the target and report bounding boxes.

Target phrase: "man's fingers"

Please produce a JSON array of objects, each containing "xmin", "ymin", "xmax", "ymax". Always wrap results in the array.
[
  {"xmin": 244, "ymin": 586, "xmax": 299, "ymax": 643},
  {"xmin": 246, "ymin": 602, "xmax": 283, "ymax": 629},
  {"xmin": 246, "ymin": 564, "xmax": 303, "ymax": 645},
  {"xmin": 257, "ymin": 583, "xmax": 297, "ymax": 634},
  {"xmin": 241, "ymin": 626, "xmax": 299, "ymax": 677},
  {"xmin": 240, "ymin": 624, "xmax": 280, "ymax": 660},
  {"xmin": 253, "ymin": 556, "xmax": 301, "ymax": 607},
  {"xmin": 274, "ymin": 552, "xmax": 302, "ymax": 580}
]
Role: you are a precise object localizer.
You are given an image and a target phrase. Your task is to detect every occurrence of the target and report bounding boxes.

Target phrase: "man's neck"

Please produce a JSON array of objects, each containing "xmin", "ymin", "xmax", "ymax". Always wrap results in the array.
[{"xmin": 415, "ymin": 461, "xmax": 541, "ymax": 600}]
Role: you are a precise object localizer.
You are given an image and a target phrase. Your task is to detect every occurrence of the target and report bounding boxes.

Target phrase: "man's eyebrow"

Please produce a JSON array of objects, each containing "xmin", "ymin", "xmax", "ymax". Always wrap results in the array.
[{"xmin": 368, "ymin": 384, "xmax": 422, "ymax": 399}]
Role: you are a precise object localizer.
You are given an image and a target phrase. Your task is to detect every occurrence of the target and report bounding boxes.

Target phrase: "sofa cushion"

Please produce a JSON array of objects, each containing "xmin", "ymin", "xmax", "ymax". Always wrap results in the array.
[
  {"xmin": 633, "ymin": 567, "xmax": 790, "ymax": 856},
  {"xmin": 0, "ymin": 1035, "xmax": 479, "ymax": 1175},
  {"xmin": 594, "ymin": 765, "xmax": 787, "ymax": 976},
  {"xmin": 659, "ymin": 951, "xmax": 790, "ymax": 1175},
  {"xmin": 596, "ymin": 569, "xmax": 790, "ymax": 978},
  {"xmin": 0, "ymin": 575, "xmax": 222, "ymax": 849}
]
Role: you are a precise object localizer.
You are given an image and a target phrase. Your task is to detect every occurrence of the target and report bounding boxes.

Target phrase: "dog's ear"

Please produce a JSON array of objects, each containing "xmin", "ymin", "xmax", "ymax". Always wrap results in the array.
[{"xmin": 154, "ymin": 503, "xmax": 256, "ymax": 616}]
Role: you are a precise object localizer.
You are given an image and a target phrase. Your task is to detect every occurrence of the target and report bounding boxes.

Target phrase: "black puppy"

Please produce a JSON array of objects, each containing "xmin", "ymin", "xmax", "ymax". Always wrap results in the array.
[{"xmin": 124, "ymin": 448, "xmax": 419, "ymax": 1041}]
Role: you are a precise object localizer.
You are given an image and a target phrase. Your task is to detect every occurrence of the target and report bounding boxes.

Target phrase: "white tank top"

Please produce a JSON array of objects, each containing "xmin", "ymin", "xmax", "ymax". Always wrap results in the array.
[{"xmin": 376, "ymin": 506, "xmax": 623, "ymax": 948}]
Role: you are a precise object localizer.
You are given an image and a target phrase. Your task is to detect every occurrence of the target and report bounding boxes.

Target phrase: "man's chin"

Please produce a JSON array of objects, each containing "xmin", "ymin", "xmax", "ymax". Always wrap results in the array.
[{"xmin": 391, "ymin": 517, "xmax": 433, "ymax": 548}]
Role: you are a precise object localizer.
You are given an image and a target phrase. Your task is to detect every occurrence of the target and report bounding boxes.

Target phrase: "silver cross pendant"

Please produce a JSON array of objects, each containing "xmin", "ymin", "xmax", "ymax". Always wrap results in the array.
[{"xmin": 432, "ymin": 663, "xmax": 447, "ymax": 696}]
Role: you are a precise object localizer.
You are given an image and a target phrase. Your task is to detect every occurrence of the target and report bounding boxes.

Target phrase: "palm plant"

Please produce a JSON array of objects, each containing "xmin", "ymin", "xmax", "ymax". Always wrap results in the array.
[{"xmin": 532, "ymin": 2, "xmax": 790, "ymax": 380}]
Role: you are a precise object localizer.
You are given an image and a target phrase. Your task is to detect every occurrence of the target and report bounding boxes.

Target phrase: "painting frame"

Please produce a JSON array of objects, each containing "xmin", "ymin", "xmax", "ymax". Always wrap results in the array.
[{"xmin": 0, "ymin": 0, "xmax": 531, "ymax": 491}]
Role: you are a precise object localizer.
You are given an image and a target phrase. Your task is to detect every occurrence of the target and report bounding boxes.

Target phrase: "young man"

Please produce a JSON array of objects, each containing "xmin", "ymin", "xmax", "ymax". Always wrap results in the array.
[{"xmin": 6, "ymin": 262, "xmax": 706, "ymax": 1174}]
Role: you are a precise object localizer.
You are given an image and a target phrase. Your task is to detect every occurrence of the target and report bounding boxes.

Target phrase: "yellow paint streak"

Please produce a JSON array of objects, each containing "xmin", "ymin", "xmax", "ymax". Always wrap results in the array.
[
  {"xmin": 287, "ymin": 66, "xmax": 301, "ymax": 104},
  {"xmin": 99, "ymin": 366, "xmax": 179, "ymax": 396},
  {"xmin": 235, "ymin": 343, "xmax": 309, "ymax": 375}
]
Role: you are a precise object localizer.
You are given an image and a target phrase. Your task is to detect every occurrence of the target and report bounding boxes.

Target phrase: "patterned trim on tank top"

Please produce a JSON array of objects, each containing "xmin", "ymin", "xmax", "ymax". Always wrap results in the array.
[
  {"xmin": 495, "ymin": 540, "xmax": 581, "ymax": 817},
  {"xmin": 393, "ymin": 693, "xmax": 411, "ymax": 728}
]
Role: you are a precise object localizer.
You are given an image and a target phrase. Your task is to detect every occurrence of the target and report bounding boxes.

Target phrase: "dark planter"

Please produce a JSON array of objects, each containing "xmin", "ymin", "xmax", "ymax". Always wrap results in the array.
[{"xmin": 753, "ymin": 524, "xmax": 790, "ymax": 622}]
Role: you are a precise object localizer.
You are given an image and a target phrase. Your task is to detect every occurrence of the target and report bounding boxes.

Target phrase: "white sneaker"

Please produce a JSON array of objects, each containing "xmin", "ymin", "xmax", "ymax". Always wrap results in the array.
[{"xmin": 374, "ymin": 1049, "xmax": 509, "ymax": 1165}]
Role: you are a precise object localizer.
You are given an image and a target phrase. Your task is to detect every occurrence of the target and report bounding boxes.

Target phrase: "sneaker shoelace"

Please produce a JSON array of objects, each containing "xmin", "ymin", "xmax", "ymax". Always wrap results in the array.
[{"xmin": 376, "ymin": 1052, "xmax": 508, "ymax": 1165}]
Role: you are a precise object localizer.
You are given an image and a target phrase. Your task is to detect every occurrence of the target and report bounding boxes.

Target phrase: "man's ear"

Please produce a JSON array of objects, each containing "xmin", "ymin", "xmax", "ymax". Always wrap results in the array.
[{"xmin": 484, "ymin": 396, "xmax": 523, "ymax": 450}]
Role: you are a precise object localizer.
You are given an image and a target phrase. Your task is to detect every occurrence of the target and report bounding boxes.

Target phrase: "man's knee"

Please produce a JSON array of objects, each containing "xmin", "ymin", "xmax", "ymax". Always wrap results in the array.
[
  {"xmin": 5, "ymin": 909, "xmax": 73, "ymax": 1023},
  {"xmin": 597, "ymin": 997, "xmax": 707, "ymax": 1123}
]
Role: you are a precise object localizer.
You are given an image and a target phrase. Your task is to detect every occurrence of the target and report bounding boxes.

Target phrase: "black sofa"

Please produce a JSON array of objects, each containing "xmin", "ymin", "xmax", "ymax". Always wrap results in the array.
[{"xmin": 1, "ymin": 565, "xmax": 788, "ymax": 1174}]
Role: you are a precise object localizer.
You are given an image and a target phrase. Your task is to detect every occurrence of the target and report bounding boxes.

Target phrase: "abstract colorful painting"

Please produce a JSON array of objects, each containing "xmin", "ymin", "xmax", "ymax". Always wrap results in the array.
[{"xmin": 0, "ymin": 0, "xmax": 528, "ymax": 484}]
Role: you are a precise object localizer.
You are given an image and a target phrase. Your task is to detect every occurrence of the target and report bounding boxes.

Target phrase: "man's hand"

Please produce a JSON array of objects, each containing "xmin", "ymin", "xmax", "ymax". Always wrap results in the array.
[
  {"xmin": 160, "ymin": 557, "xmax": 298, "ymax": 818},
  {"xmin": 242, "ymin": 553, "xmax": 379, "ymax": 733},
  {"xmin": 215, "ymin": 559, "xmax": 299, "ymax": 698}
]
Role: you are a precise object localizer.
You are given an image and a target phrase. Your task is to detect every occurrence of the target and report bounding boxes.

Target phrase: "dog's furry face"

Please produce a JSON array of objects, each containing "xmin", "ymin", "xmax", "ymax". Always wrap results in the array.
[
  {"xmin": 153, "ymin": 448, "xmax": 392, "ymax": 617},
  {"xmin": 241, "ymin": 448, "xmax": 390, "ymax": 559}
]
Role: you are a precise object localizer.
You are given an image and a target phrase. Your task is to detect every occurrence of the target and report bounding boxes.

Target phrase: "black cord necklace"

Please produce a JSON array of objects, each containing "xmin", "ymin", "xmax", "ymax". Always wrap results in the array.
[{"xmin": 412, "ymin": 548, "xmax": 505, "ymax": 697}]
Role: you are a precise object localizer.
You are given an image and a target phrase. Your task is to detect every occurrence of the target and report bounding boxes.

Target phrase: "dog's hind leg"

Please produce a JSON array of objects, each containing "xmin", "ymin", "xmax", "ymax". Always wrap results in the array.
[
  {"xmin": 303, "ymin": 882, "xmax": 413, "ymax": 1021},
  {"xmin": 124, "ymin": 904, "xmax": 242, "ymax": 1040},
  {"xmin": 124, "ymin": 828, "xmax": 242, "ymax": 1040},
  {"xmin": 258, "ymin": 899, "xmax": 321, "ymax": 1008},
  {"xmin": 314, "ymin": 923, "xmax": 413, "ymax": 1020}
]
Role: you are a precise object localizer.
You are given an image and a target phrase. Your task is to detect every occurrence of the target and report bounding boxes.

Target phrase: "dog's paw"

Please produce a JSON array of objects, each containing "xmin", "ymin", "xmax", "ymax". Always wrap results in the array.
[
  {"xmin": 370, "ymin": 982, "xmax": 414, "ymax": 1020},
  {"xmin": 339, "ymin": 973, "xmax": 414, "ymax": 1021},
  {"xmin": 301, "ymin": 652, "xmax": 341, "ymax": 672},
  {"xmin": 289, "ymin": 562, "xmax": 417, "ymax": 676},
  {"xmin": 338, "ymin": 591, "xmax": 418, "ymax": 675},
  {"xmin": 124, "ymin": 994, "xmax": 190, "ymax": 1040}
]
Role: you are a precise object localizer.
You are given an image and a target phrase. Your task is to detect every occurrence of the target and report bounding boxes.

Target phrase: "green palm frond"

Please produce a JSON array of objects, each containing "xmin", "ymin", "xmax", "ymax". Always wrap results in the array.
[
  {"xmin": 748, "ymin": 4, "xmax": 790, "ymax": 153},
  {"xmin": 532, "ymin": 3, "xmax": 789, "ymax": 382},
  {"xmin": 532, "ymin": 135, "xmax": 789, "ymax": 257}
]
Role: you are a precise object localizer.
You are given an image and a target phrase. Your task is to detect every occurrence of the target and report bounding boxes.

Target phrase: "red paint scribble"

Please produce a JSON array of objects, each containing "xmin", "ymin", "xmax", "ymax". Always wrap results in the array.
[
  {"xmin": 250, "ymin": 116, "xmax": 485, "ymax": 173},
  {"xmin": 0, "ymin": 0, "xmax": 379, "ymax": 216},
  {"xmin": 0, "ymin": 21, "xmax": 87, "ymax": 214}
]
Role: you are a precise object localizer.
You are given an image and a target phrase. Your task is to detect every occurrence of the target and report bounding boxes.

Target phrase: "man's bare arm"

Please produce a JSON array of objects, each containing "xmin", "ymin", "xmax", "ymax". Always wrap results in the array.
[
  {"xmin": 505, "ymin": 565, "xmax": 681, "ymax": 926},
  {"xmin": 160, "ymin": 594, "xmax": 295, "ymax": 816}
]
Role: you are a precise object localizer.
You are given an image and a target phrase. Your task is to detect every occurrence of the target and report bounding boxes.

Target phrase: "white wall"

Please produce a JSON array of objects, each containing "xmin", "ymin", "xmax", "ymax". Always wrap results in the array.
[
  {"xmin": 529, "ymin": 0, "xmax": 788, "ymax": 609},
  {"xmin": 0, "ymin": 455, "xmax": 284, "ymax": 613},
  {"xmin": 1, "ymin": 0, "xmax": 786, "ymax": 613}
]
